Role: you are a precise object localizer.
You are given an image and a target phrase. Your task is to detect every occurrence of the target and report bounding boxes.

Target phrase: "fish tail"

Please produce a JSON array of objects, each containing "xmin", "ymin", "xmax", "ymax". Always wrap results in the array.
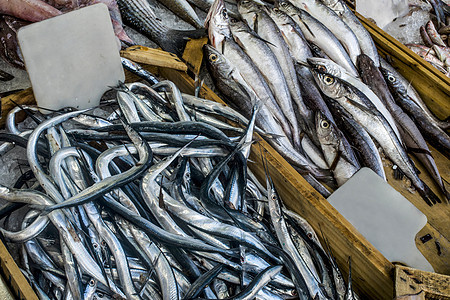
[
  {"xmin": 164, "ymin": 28, "xmax": 207, "ymax": 56},
  {"xmin": 418, "ymin": 181, "xmax": 441, "ymax": 206}
]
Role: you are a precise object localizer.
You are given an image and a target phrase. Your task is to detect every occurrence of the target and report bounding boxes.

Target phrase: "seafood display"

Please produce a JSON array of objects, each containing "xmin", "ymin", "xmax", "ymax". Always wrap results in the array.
[
  {"xmin": 0, "ymin": 65, "xmax": 359, "ymax": 299},
  {"xmin": 203, "ymin": 0, "xmax": 449, "ymax": 205}
]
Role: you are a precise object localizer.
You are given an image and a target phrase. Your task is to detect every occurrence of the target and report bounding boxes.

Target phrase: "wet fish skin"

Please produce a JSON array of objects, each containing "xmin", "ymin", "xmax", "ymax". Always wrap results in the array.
[
  {"xmin": 312, "ymin": 71, "xmax": 439, "ymax": 206},
  {"xmin": 229, "ymin": 19, "xmax": 303, "ymax": 149},
  {"xmin": 277, "ymin": 0, "xmax": 358, "ymax": 76},
  {"xmin": 315, "ymin": 111, "xmax": 360, "ymax": 186},
  {"xmin": 327, "ymin": 99, "xmax": 386, "ymax": 180},
  {"xmin": 118, "ymin": 0, "xmax": 206, "ymax": 56},
  {"xmin": 358, "ymin": 54, "xmax": 446, "ymax": 200},
  {"xmin": 321, "ymin": 0, "xmax": 380, "ymax": 67}
]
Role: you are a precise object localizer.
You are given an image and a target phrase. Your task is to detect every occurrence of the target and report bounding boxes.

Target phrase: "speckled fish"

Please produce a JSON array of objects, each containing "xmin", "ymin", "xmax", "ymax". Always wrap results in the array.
[
  {"xmin": 118, "ymin": 0, "xmax": 206, "ymax": 55},
  {"xmin": 426, "ymin": 20, "xmax": 447, "ymax": 47}
]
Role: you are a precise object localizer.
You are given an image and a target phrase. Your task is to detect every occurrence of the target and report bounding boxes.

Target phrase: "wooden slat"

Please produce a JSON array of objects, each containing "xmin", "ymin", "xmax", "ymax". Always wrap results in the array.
[
  {"xmin": 0, "ymin": 240, "xmax": 37, "ymax": 300},
  {"xmin": 0, "ymin": 89, "xmax": 35, "ymax": 128},
  {"xmin": 395, "ymin": 265, "xmax": 450, "ymax": 299},
  {"xmin": 182, "ymin": 37, "xmax": 208, "ymax": 75},
  {"xmin": 159, "ymin": 67, "xmax": 395, "ymax": 299},
  {"xmin": 121, "ymin": 46, "xmax": 187, "ymax": 72}
]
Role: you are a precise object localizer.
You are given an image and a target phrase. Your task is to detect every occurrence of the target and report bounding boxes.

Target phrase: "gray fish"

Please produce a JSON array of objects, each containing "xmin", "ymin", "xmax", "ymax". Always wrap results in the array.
[
  {"xmin": 230, "ymin": 19, "xmax": 303, "ymax": 149},
  {"xmin": 315, "ymin": 111, "xmax": 360, "ymax": 186},
  {"xmin": 118, "ymin": 0, "xmax": 206, "ymax": 55},
  {"xmin": 358, "ymin": 54, "xmax": 446, "ymax": 201},
  {"xmin": 238, "ymin": 1, "xmax": 314, "ymax": 133},
  {"xmin": 327, "ymin": 99, "xmax": 386, "ymax": 180},
  {"xmin": 290, "ymin": 0, "xmax": 361, "ymax": 66},
  {"xmin": 320, "ymin": 0, "xmax": 380, "ymax": 67},
  {"xmin": 157, "ymin": 0, "xmax": 204, "ymax": 28},
  {"xmin": 277, "ymin": 0, "xmax": 358, "ymax": 76},
  {"xmin": 312, "ymin": 71, "xmax": 440, "ymax": 206}
]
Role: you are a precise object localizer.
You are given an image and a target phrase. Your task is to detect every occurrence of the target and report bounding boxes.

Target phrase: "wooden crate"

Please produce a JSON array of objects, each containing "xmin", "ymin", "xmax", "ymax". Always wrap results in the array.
[
  {"xmin": 395, "ymin": 265, "xmax": 450, "ymax": 299},
  {"xmin": 0, "ymin": 37, "xmax": 448, "ymax": 299}
]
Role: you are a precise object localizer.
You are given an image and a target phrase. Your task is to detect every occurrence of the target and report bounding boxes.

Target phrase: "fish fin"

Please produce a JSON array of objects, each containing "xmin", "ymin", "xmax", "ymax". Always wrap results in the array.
[
  {"xmin": 329, "ymin": 150, "xmax": 342, "ymax": 172},
  {"xmin": 406, "ymin": 146, "xmax": 433, "ymax": 157},
  {"xmin": 233, "ymin": 35, "xmax": 247, "ymax": 50},
  {"xmin": 299, "ymin": 17, "xmax": 315, "ymax": 38},
  {"xmin": 344, "ymin": 96, "xmax": 374, "ymax": 114},
  {"xmin": 0, "ymin": 69, "xmax": 14, "ymax": 82},
  {"xmin": 248, "ymin": 30, "xmax": 278, "ymax": 48},
  {"xmin": 418, "ymin": 181, "xmax": 441, "ymax": 206},
  {"xmin": 165, "ymin": 28, "xmax": 207, "ymax": 56}
]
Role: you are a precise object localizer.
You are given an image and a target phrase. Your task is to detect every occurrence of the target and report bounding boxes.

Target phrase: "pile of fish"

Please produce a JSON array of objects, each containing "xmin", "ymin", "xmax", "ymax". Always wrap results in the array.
[
  {"xmin": 203, "ymin": 0, "xmax": 449, "ymax": 205},
  {"xmin": 408, "ymin": 13, "xmax": 450, "ymax": 76},
  {"xmin": 0, "ymin": 62, "xmax": 358, "ymax": 299}
]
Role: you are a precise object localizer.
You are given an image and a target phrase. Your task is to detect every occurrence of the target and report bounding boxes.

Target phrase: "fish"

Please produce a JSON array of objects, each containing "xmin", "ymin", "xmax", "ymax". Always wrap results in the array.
[
  {"xmin": 157, "ymin": 0, "xmax": 204, "ymax": 28},
  {"xmin": 379, "ymin": 57, "xmax": 450, "ymax": 131},
  {"xmin": 326, "ymin": 99, "xmax": 386, "ymax": 180},
  {"xmin": 426, "ymin": 20, "xmax": 447, "ymax": 47},
  {"xmin": 312, "ymin": 71, "xmax": 440, "ymax": 206},
  {"xmin": 118, "ymin": 0, "xmax": 206, "ymax": 56},
  {"xmin": 320, "ymin": 0, "xmax": 380, "ymax": 66},
  {"xmin": 0, "ymin": 0, "xmax": 62, "ymax": 22},
  {"xmin": 238, "ymin": 1, "xmax": 314, "ymax": 134},
  {"xmin": 382, "ymin": 67, "xmax": 449, "ymax": 199},
  {"xmin": 277, "ymin": 0, "xmax": 358, "ymax": 76},
  {"xmin": 358, "ymin": 54, "xmax": 446, "ymax": 200},
  {"xmin": 289, "ymin": 0, "xmax": 361, "ymax": 66},
  {"xmin": 229, "ymin": 19, "xmax": 303, "ymax": 149},
  {"xmin": 315, "ymin": 111, "xmax": 360, "ymax": 186}
]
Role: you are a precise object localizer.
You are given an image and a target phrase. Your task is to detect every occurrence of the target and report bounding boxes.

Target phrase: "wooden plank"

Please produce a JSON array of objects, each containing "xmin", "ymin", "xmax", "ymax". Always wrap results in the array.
[
  {"xmin": 0, "ymin": 89, "xmax": 35, "ymax": 128},
  {"xmin": 0, "ymin": 240, "xmax": 37, "ymax": 300},
  {"xmin": 415, "ymin": 224, "xmax": 450, "ymax": 275},
  {"xmin": 159, "ymin": 67, "xmax": 395, "ymax": 299},
  {"xmin": 121, "ymin": 46, "xmax": 187, "ymax": 72},
  {"xmin": 395, "ymin": 265, "xmax": 450, "ymax": 298},
  {"xmin": 182, "ymin": 37, "xmax": 208, "ymax": 75}
]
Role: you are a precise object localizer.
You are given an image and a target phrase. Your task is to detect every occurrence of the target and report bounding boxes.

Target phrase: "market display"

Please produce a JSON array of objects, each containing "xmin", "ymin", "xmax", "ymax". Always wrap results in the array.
[
  {"xmin": 204, "ymin": 0, "xmax": 449, "ymax": 205},
  {"xmin": 0, "ymin": 0, "xmax": 448, "ymax": 299},
  {"xmin": 0, "ymin": 73, "xmax": 359, "ymax": 299}
]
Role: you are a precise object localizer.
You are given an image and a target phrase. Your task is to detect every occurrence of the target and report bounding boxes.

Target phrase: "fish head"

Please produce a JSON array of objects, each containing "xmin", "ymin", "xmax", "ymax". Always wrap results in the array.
[
  {"xmin": 205, "ymin": 0, "xmax": 231, "ymax": 49},
  {"xmin": 237, "ymin": 0, "xmax": 260, "ymax": 30},
  {"xmin": 267, "ymin": 6, "xmax": 291, "ymax": 23},
  {"xmin": 312, "ymin": 71, "xmax": 347, "ymax": 99},
  {"xmin": 380, "ymin": 67, "xmax": 407, "ymax": 95},
  {"xmin": 307, "ymin": 57, "xmax": 343, "ymax": 78},
  {"xmin": 315, "ymin": 111, "xmax": 338, "ymax": 146},
  {"xmin": 203, "ymin": 44, "xmax": 232, "ymax": 76}
]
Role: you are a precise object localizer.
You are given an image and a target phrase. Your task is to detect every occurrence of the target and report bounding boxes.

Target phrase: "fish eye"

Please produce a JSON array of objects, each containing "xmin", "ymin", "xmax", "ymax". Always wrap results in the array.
[
  {"xmin": 320, "ymin": 120, "xmax": 330, "ymax": 128},
  {"xmin": 221, "ymin": 9, "xmax": 228, "ymax": 19},
  {"xmin": 323, "ymin": 75, "xmax": 334, "ymax": 85},
  {"xmin": 89, "ymin": 279, "xmax": 95, "ymax": 286},
  {"xmin": 307, "ymin": 232, "xmax": 313, "ymax": 239},
  {"xmin": 317, "ymin": 65, "xmax": 327, "ymax": 73},
  {"xmin": 273, "ymin": 7, "xmax": 279, "ymax": 12},
  {"xmin": 388, "ymin": 75, "xmax": 396, "ymax": 82},
  {"xmin": 209, "ymin": 54, "xmax": 218, "ymax": 62}
]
